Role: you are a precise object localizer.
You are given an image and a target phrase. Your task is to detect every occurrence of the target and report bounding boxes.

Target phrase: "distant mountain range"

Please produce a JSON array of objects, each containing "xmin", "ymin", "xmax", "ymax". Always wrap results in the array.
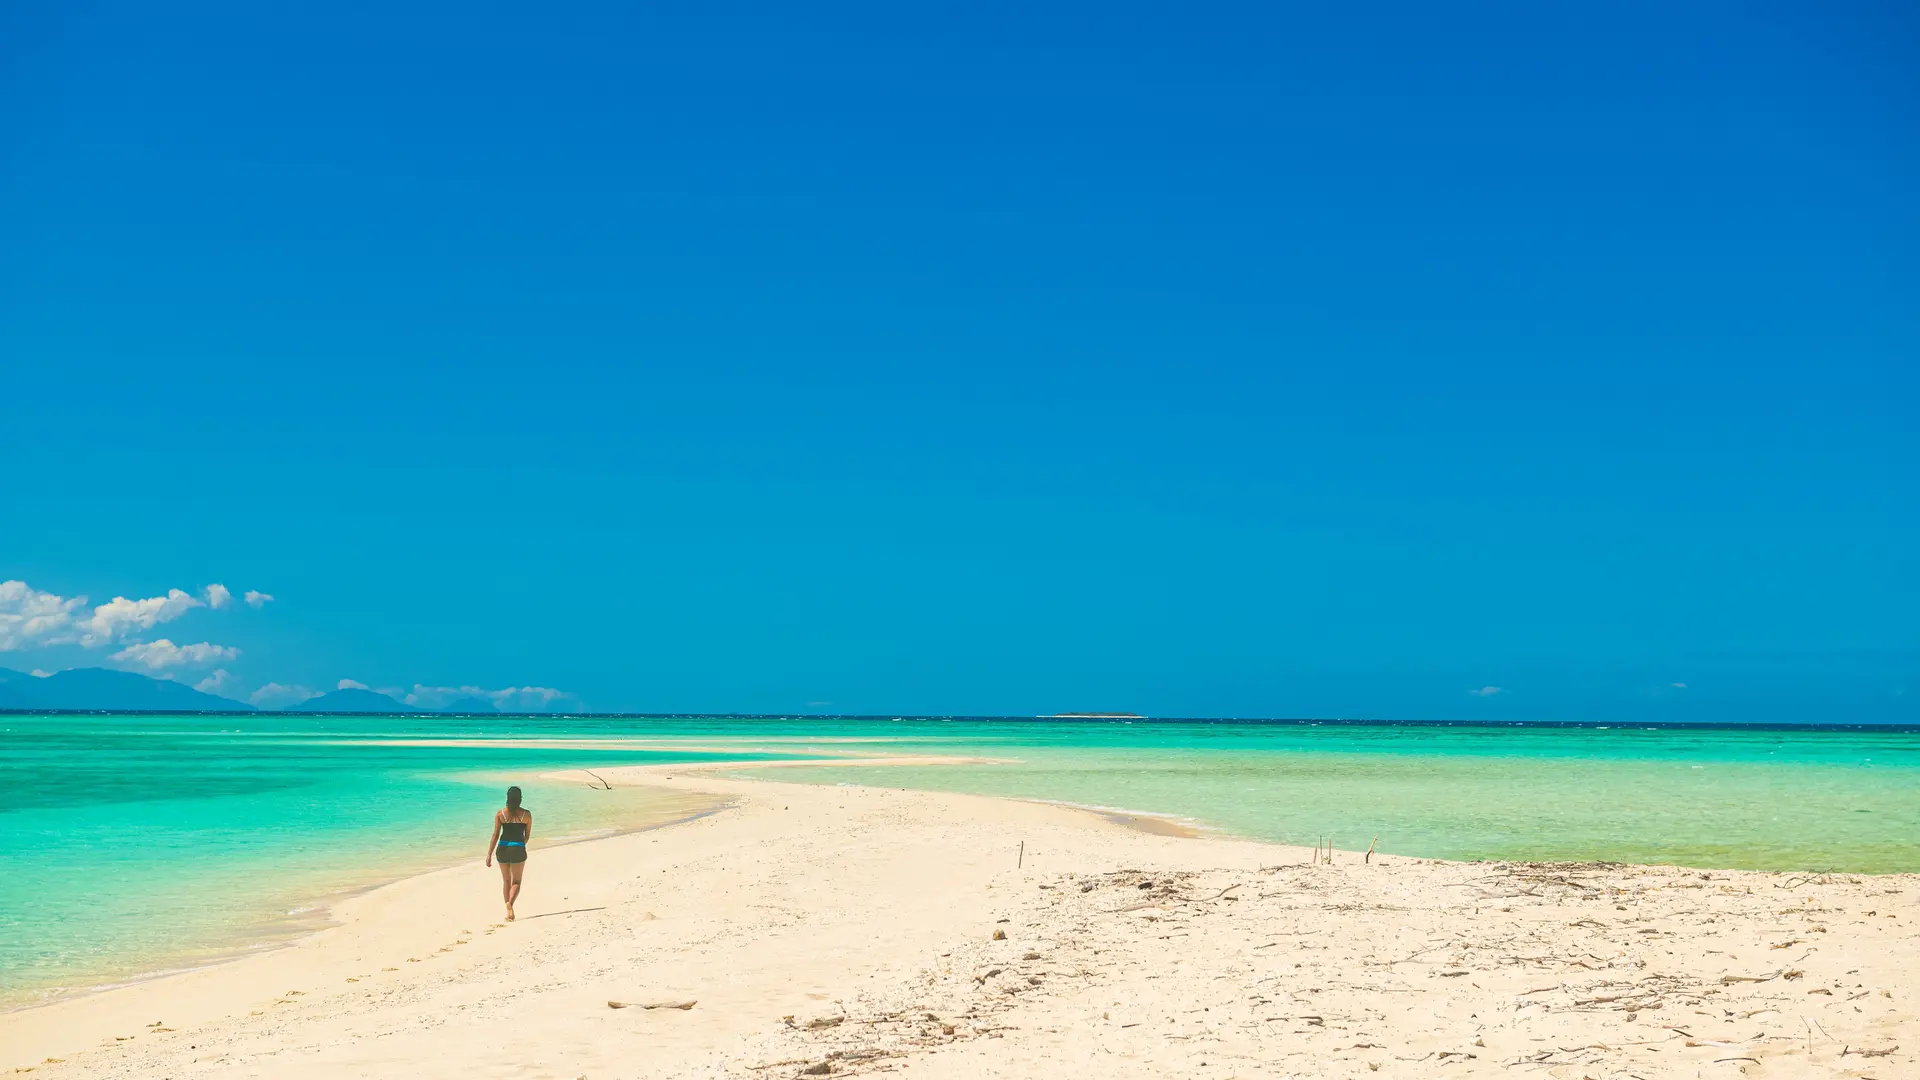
[
  {"xmin": 286, "ymin": 687, "xmax": 423, "ymax": 713},
  {"xmin": 442, "ymin": 695, "xmax": 499, "ymax": 713},
  {"xmin": 0, "ymin": 666, "xmax": 256, "ymax": 712},
  {"xmin": 0, "ymin": 668, "xmax": 489, "ymax": 713}
]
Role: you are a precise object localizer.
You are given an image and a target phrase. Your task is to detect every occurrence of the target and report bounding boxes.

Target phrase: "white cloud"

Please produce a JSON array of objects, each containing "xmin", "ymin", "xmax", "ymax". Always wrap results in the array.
[
  {"xmin": 337, "ymin": 678, "xmax": 369, "ymax": 690},
  {"xmin": 1671, "ymin": 682, "xmax": 1687, "ymax": 689},
  {"xmin": 250, "ymin": 682, "xmax": 318, "ymax": 707},
  {"xmin": 3, "ymin": 580, "xmax": 256, "ymax": 651},
  {"xmin": 195, "ymin": 669, "xmax": 235, "ymax": 694},
  {"xmin": 494, "ymin": 686, "xmax": 577, "ymax": 711},
  {"xmin": 499, "ymin": 685, "xmax": 557, "ymax": 707},
  {"xmin": 1, "ymin": 580, "xmax": 210, "ymax": 650},
  {"xmin": 402, "ymin": 683, "xmax": 581, "ymax": 712},
  {"xmin": 110, "ymin": 639, "xmax": 241, "ymax": 670},
  {"xmin": 1467, "ymin": 686, "xmax": 1503, "ymax": 697},
  {"xmin": 0, "ymin": 580, "xmax": 89, "ymax": 651},
  {"xmin": 244, "ymin": 590, "xmax": 274, "ymax": 608},
  {"xmin": 81, "ymin": 589, "xmax": 204, "ymax": 646}
]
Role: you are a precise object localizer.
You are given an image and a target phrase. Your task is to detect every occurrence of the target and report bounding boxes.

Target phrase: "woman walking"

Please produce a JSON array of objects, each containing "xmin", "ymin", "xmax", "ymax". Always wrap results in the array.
[{"xmin": 485, "ymin": 786, "xmax": 532, "ymax": 920}]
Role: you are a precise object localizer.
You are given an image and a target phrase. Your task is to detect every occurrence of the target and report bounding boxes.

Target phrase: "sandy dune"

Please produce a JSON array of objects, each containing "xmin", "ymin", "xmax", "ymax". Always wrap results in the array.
[{"xmin": 4, "ymin": 765, "xmax": 1914, "ymax": 1079}]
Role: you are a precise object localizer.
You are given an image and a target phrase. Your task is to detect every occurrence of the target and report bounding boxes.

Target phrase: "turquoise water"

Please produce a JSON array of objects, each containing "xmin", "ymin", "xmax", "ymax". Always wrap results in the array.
[
  {"xmin": 3, "ymin": 713, "xmax": 1917, "ymax": 1008},
  {"xmin": 0, "ymin": 714, "xmax": 797, "ymax": 1008},
  {"xmin": 739, "ymin": 725, "xmax": 1920, "ymax": 870}
]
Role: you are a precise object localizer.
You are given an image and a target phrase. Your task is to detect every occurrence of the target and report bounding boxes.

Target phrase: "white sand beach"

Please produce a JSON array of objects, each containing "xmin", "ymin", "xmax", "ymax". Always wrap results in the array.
[{"xmin": 4, "ymin": 764, "xmax": 1914, "ymax": 1079}]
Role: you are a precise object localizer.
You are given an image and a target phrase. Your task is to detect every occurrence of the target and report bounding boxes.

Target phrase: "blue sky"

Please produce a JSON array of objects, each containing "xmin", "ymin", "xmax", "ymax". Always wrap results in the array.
[{"xmin": 2, "ymin": 2, "xmax": 1914, "ymax": 719}]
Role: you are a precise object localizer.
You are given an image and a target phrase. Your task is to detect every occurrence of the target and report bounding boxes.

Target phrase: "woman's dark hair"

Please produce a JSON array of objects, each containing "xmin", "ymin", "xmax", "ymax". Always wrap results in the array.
[{"xmin": 505, "ymin": 786, "xmax": 523, "ymax": 811}]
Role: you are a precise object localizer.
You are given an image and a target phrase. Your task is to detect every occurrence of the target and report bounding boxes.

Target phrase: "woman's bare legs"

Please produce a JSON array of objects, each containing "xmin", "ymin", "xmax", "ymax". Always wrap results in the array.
[
  {"xmin": 501, "ymin": 861, "xmax": 525, "ymax": 920},
  {"xmin": 497, "ymin": 860, "xmax": 517, "ymax": 920}
]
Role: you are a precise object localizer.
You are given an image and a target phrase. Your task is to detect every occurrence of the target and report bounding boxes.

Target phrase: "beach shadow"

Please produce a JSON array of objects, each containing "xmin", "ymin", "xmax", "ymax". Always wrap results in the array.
[{"xmin": 523, "ymin": 906, "xmax": 608, "ymax": 920}]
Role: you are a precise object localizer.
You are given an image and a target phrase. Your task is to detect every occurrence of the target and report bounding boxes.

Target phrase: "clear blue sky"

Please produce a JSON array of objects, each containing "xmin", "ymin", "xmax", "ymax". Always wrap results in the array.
[{"xmin": 3, "ymin": 1, "xmax": 1914, "ymax": 720}]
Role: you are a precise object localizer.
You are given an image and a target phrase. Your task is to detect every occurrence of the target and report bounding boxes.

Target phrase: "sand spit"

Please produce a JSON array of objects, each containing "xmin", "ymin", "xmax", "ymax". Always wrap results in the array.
[{"xmin": 4, "ymin": 766, "xmax": 1913, "ymax": 1079}]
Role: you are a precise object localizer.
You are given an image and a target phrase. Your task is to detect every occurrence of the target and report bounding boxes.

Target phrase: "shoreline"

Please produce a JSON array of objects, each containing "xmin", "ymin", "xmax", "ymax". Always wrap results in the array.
[
  {"xmin": 5, "ymin": 765, "xmax": 1915, "ymax": 1078},
  {"xmin": 1, "ymin": 785, "xmax": 735, "ymax": 1017},
  {"xmin": 594, "ymin": 754, "xmax": 1216, "ymax": 838},
  {"xmin": 569, "ymin": 759, "xmax": 1214, "ymax": 839},
  {"xmin": 0, "ymin": 755, "xmax": 1065, "ymax": 1020}
]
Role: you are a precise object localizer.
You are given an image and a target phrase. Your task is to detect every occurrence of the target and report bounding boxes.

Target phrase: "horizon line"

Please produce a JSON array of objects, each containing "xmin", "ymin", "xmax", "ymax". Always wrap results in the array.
[{"xmin": 3, "ymin": 708, "xmax": 1915, "ymax": 733}]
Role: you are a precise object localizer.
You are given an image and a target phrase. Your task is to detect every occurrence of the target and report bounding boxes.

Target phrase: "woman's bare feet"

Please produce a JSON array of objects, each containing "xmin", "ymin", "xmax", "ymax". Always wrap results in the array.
[{"xmin": 505, "ymin": 907, "xmax": 515, "ymax": 922}]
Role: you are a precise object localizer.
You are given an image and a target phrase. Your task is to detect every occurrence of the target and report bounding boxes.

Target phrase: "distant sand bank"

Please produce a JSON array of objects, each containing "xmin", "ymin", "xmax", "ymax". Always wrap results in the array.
[{"xmin": 4, "ymin": 764, "xmax": 1914, "ymax": 1078}]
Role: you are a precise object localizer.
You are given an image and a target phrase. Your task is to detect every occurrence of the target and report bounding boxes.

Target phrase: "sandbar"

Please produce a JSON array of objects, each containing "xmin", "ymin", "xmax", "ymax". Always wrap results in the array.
[{"xmin": 4, "ymin": 764, "xmax": 1914, "ymax": 1078}]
